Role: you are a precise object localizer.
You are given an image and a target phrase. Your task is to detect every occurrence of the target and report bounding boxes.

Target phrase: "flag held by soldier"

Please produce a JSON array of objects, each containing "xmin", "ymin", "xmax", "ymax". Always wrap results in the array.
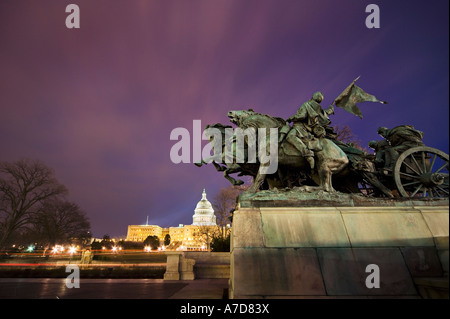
[{"xmin": 333, "ymin": 76, "xmax": 387, "ymax": 119}]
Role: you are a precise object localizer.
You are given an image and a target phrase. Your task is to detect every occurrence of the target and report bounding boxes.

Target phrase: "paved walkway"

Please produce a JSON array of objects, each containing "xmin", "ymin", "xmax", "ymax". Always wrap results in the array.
[{"xmin": 0, "ymin": 278, "xmax": 229, "ymax": 299}]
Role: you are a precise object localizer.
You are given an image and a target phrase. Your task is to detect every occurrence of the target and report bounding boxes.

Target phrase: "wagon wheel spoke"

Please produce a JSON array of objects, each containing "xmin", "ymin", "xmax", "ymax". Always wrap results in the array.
[
  {"xmin": 436, "ymin": 185, "xmax": 449, "ymax": 195},
  {"xmin": 402, "ymin": 180, "xmax": 421, "ymax": 187},
  {"xmin": 402, "ymin": 161, "xmax": 422, "ymax": 177},
  {"xmin": 435, "ymin": 162, "xmax": 448, "ymax": 174},
  {"xmin": 428, "ymin": 151, "xmax": 448, "ymax": 197},
  {"xmin": 433, "ymin": 188, "xmax": 443, "ymax": 197},
  {"xmin": 410, "ymin": 184, "xmax": 423, "ymax": 197},
  {"xmin": 398, "ymin": 171, "xmax": 421, "ymax": 180},
  {"xmin": 421, "ymin": 151, "xmax": 427, "ymax": 174},
  {"xmin": 429, "ymin": 181, "xmax": 450, "ymax": 198},
  {"xmin": 428, "ymin": 154, "xmax": 437, "ymax": 173},
  {"xmin": 410, "ymin": 155, "xmax": 423, "ymax": 175}
]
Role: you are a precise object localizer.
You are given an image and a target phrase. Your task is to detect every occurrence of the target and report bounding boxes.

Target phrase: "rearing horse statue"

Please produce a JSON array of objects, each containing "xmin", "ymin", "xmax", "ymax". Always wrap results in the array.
[{"xmin": 197, "ymin": 110, "xmax": 349, "ymax": 193}]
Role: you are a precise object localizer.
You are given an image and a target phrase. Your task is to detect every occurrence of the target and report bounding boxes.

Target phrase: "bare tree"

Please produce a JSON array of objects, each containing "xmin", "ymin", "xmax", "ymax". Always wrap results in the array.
[
  {"xmin": 333, "ymin": 125, "xmax": 369, "ymax": 152},
  {"xmin": 207, "ymin": 185, "xmax": 249, "ymax": 251},
  {"xmin": 0, "ymin": 159, "xmax": 68, "ymax": 248},
  {"xmin": 213, "ymin": 186, "xmax": 248, "ymax": 228},
  {"xmin": 29, "ymin": 199, "xmax": 91, "ymax": 247}
]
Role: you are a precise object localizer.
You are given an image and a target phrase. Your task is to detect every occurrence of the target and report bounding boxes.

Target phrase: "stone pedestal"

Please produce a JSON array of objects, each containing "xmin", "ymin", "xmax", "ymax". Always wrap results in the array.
[
  {"xmin": 164, "ymin": 252, "xmax": 181, "ymax": 280},
  {"xmin": 164, "ymin": 252, "xmax": 196, "ymax": 281},
  {"xmin": 229, "ymin": 192, "xmax": 449, "ymax": 299}
]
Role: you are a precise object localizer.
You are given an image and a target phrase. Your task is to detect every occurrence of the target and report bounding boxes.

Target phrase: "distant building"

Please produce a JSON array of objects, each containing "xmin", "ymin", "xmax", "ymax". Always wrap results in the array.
[
  {"xmin": 126, "ymin": 224, "xmax": 162, "ymax": 242},
  {"xmin": 192, "ymin": 189, "xmax": 217, "ymax": 226},
  {"xmin": 125, "ymin": 189, "xmax": 228, "ymax": 250}
]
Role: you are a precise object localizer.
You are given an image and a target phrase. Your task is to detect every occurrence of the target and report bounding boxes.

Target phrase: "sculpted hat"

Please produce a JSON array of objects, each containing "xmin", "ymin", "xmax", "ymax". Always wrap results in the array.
[
  {"xmin": 377, "ymin": 127, "xmax": 388, "ymax": 135},
  {"xmin": 312, "ymin": 91, "xmax": 324, "ymax": 102}
]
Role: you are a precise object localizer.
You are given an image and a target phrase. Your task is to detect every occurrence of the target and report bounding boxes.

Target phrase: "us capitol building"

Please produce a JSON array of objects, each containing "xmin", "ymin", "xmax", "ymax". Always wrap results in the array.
[{"xmin": 126, "ymin": 189, "xmax": 228, "ymax": 250}]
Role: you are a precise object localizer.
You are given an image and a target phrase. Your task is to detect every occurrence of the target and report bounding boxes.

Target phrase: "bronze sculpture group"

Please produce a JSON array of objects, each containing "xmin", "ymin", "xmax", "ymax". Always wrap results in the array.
[{"xmin": 196, "ymin": 84, "xmax": 449, "ymax": 199}]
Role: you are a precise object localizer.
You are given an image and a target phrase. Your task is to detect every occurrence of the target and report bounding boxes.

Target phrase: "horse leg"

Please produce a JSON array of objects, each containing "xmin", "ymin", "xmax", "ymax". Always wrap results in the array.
[
  {"xmin": 248, "ymin": 166, "xmax": 266, "ymax": 192},
  {"xmin": 314, "ymin": 139, "xmax": 349, "ymax": 193},
  {"xmin": 194, "ymin": 156, "xmax": 214, "ymax": 167},
  {"xmin": 194, "ymin": 159, "xmax": 205, "ymax": 167},
  {"xmin": 223, "ymin": 164, "xmax": 245, "ymax": 186},
  {"xmin": 318, "ymin": 161, "xmax": 335, "ymax": 193},
  {"xmin": 195, "ymin": 152, "xmax": 223, "ymax": 167},
  {"xmin": 212, "ymin": 161, "xmax": 226, "ymax": 172}
]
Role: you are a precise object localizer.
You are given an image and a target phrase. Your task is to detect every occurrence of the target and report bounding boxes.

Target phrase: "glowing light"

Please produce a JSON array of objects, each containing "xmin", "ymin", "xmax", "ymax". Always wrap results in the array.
[
  {"xmin": 112, "ymin": 246, "xmax": 118, "ymax": 252},
  {"xmin": 144, "ymin": 246, "xmax": 151, "ymax": 252},
  {"xmin": 52, "ymin": 245, "xmax": 65, "ymax": 254},
  {"xmin": 27, "ymin": 245, "xmax": 34, "ymax": 252},
  {"xmin": 68, "ymin": 246, "xmax": 77, "ymax": 254}
]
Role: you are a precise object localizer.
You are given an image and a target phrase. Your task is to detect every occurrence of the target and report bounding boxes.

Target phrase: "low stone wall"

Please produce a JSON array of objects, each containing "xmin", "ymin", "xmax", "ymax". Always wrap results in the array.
[
  {"xmin": 164, "ymin": 251, "xmax": 230, "ymax": 280},
  {"xmin": 184, "ymin": 252, "xmax": 230, "ymax": 264},
  {"xmin": 230, "ymin": 199, "xmax": 449, "ymax": 299},
  {"xmin": 185, "ymin": 252, "xmax": 230, "ymax": 279}
]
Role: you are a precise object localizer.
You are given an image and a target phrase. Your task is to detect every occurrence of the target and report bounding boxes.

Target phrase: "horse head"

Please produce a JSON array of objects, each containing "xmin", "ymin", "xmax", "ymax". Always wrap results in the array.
[{"xmin": 227, "ymin": 109, "xmax": 256, "ymax": 126}]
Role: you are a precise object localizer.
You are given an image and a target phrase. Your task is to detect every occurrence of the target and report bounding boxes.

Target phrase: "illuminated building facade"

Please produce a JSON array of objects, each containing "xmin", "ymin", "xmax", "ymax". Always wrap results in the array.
[
  {"xmin": 125, "ymin": 224, "xmax": 162, "ymax": 242},
  {"xmin": 125, "ymin": 189, "xmax": 228, "ymax": 250}
]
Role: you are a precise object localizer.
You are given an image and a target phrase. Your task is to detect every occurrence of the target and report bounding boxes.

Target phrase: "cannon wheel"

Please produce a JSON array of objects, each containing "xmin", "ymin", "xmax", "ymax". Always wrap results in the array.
[{"xmin": 394, "ymin": 146, "xmax": 449, "ymax": 198}]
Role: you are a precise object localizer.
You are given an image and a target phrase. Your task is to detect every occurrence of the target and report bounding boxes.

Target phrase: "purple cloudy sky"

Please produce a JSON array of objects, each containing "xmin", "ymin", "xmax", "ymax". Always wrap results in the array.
[{"xmin": 0, "ymin": 0, "xmax": 448, "ymax": 237}]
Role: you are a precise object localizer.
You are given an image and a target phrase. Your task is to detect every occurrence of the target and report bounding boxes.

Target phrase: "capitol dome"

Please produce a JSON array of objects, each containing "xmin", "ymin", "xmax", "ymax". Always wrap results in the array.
[{"xmin": 192, "ymin": 189, "xmax": 217, "ymax": 226}]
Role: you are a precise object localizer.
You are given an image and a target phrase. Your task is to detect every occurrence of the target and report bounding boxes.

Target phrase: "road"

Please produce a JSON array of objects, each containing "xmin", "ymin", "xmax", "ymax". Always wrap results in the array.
[{"xmin": 0, "ymin": 278, "xmax": 228, "ymax": 299}]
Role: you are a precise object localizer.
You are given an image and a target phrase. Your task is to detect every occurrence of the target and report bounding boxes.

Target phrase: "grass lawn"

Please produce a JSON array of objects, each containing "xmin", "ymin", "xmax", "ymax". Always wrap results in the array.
[{"xmin": 0, "ymin": 251, "xmax": 168, "ymax": 278}]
